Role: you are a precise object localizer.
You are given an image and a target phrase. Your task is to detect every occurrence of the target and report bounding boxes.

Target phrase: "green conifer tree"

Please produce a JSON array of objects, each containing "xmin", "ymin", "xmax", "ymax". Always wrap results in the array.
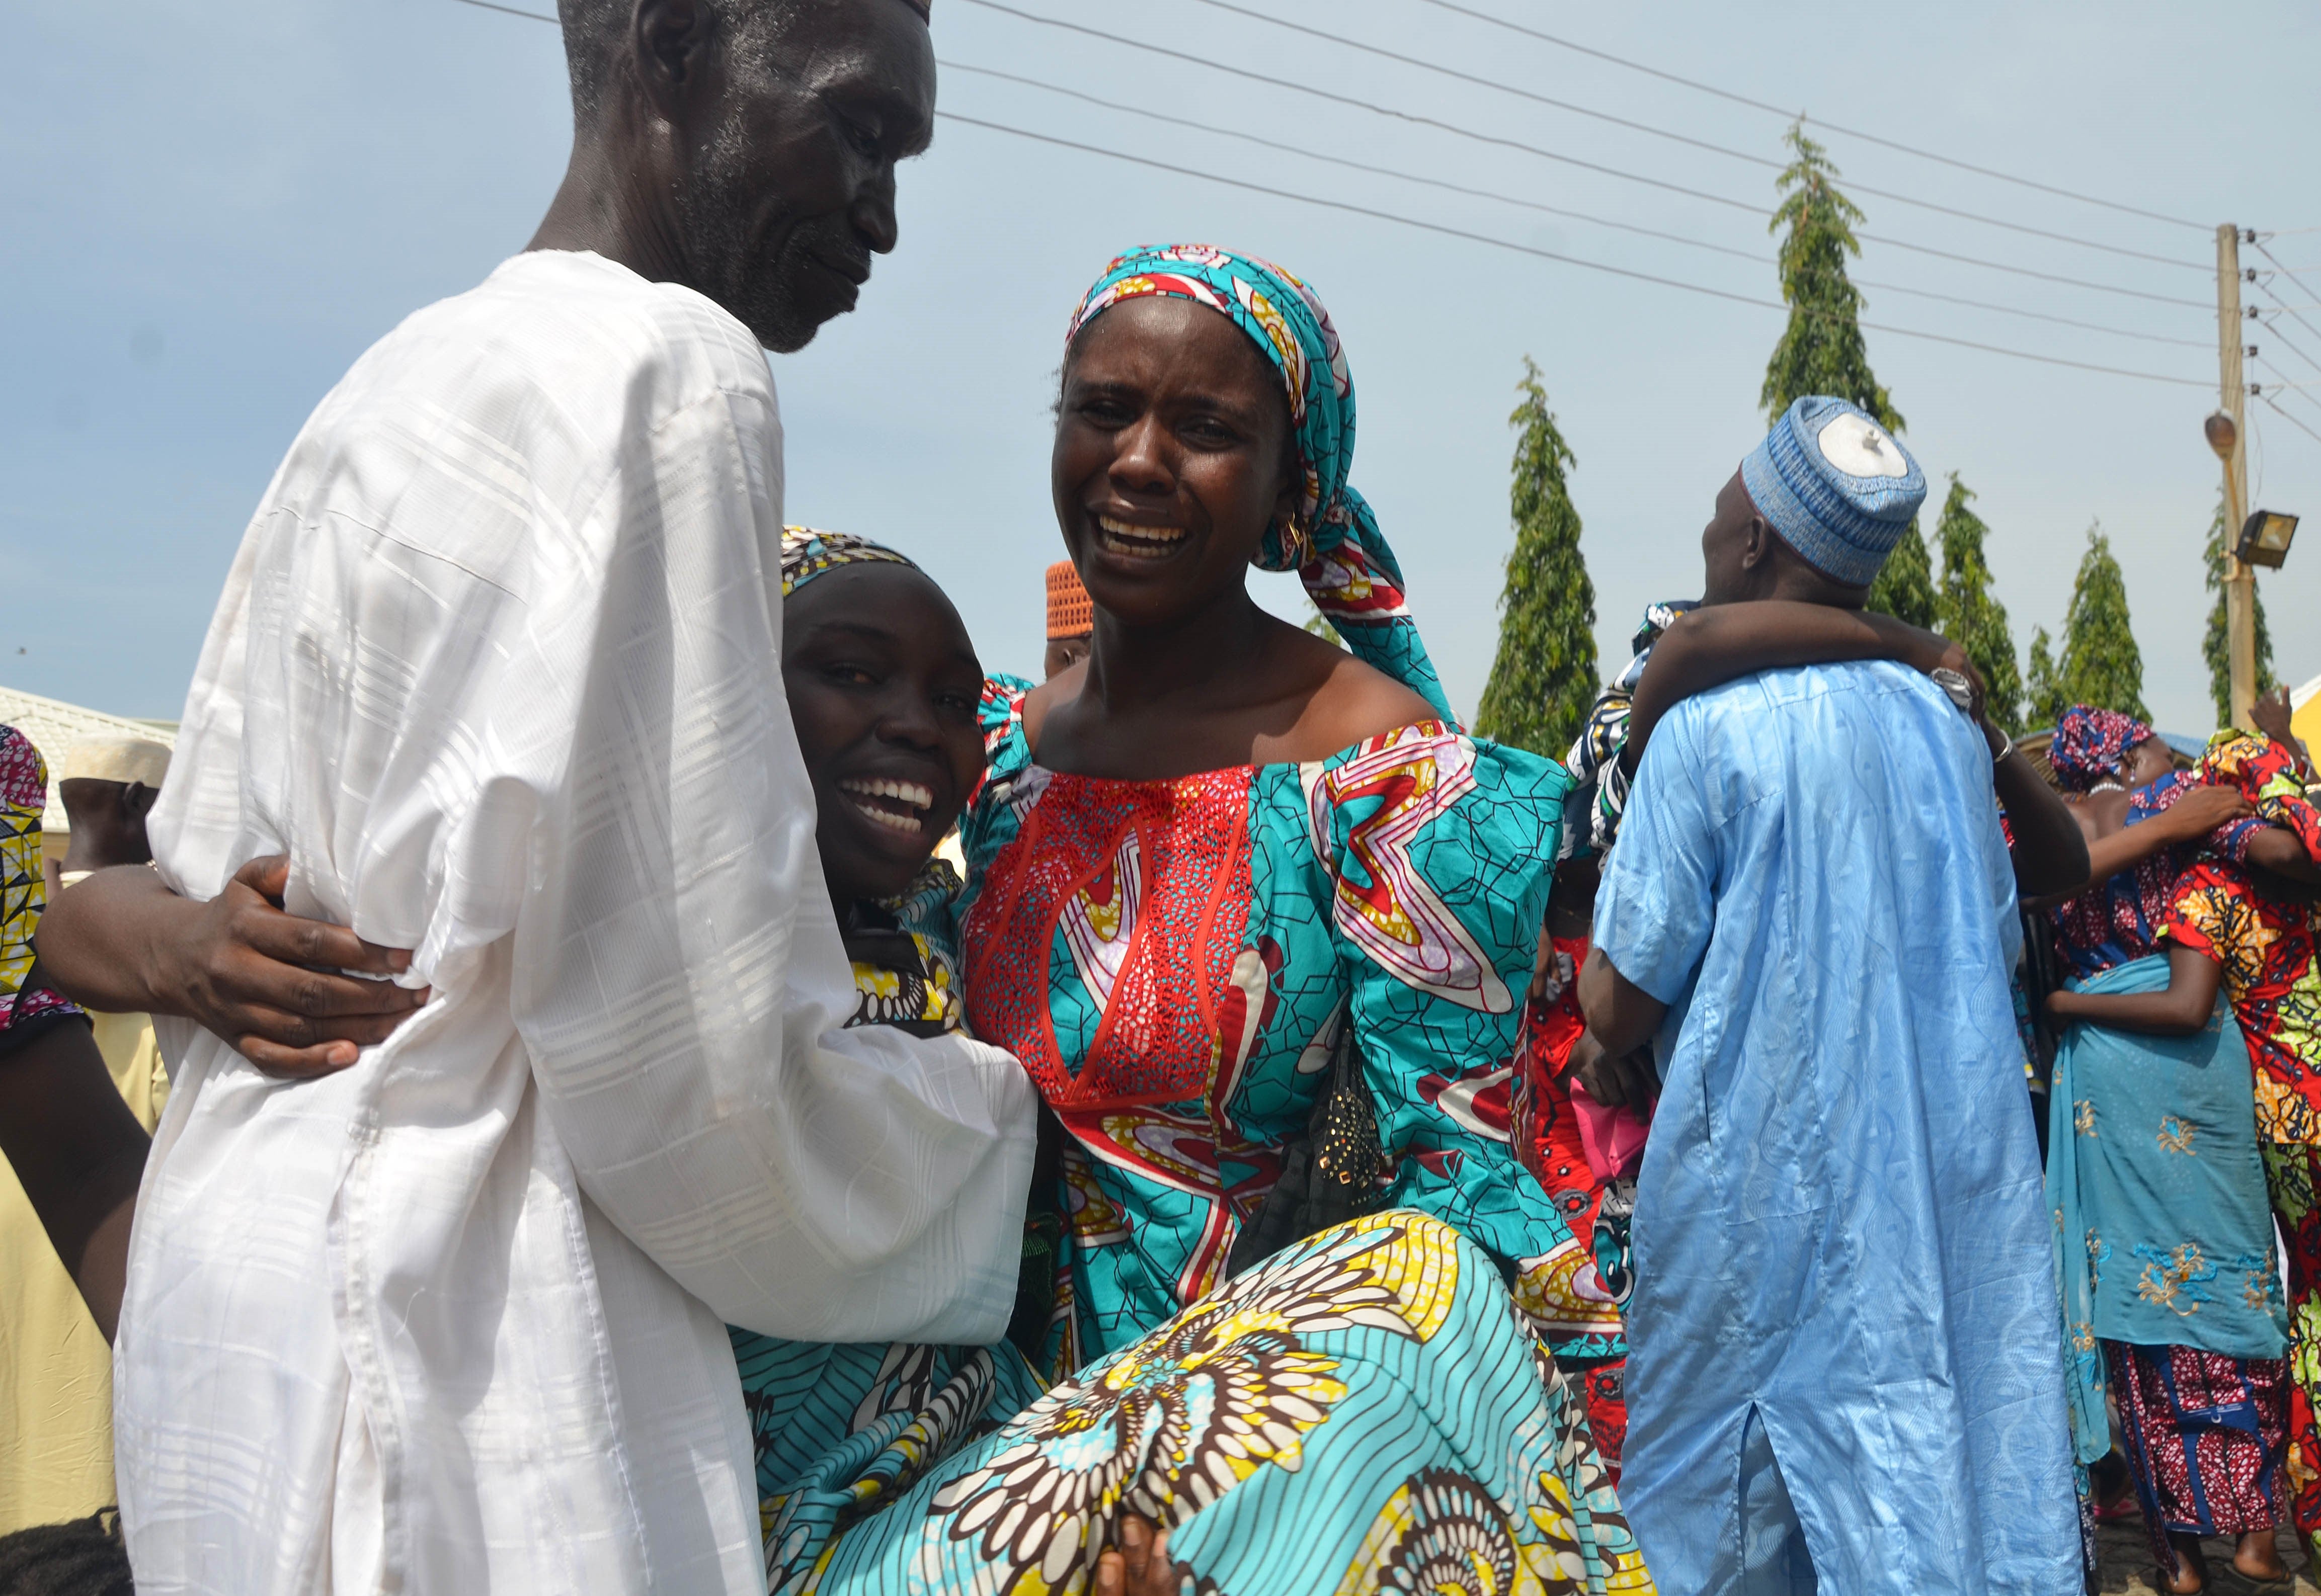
[
  {"xmin": 1931, "ymin": 475, "xmax": 2023, "ymax": 733},
  {"xmin": 2200, "ymin": 491, "xmax": 2277, "ymax": 728},
  {"xmin": 1762, "ymin": 124, "xmax": 1900, "ymax": 432},
  {"xmin": 2056, "ymin": 522, "xmax": 2149, "ymax": 723},
  {"xmin": 1758, "ymin": 123, "xmax": 1932, "ymax": 625},
  {"xmin": 2026, "ymin": 627, "xmax": 2067, "ymax": 731},
  {"xmin": 1474, "ymin": 360, "xmax": 1597, "ymax": 756},
  {"xmin": 1864, "ymin": 521, "xmax": 1939, "ymax": 631}
]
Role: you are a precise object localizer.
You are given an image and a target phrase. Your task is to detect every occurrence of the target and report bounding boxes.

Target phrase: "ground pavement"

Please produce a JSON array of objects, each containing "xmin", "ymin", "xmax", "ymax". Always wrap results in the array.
[{"xmin": 2095, "ymin": 1520, "xmax": 2318, "ymax": 1593}]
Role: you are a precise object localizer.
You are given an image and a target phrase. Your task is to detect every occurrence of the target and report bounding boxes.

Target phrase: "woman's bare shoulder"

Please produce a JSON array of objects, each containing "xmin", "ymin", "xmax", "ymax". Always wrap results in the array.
[{"xmin": 1260, "ymin": 637, "xmax": 1443, "ymax": 764}]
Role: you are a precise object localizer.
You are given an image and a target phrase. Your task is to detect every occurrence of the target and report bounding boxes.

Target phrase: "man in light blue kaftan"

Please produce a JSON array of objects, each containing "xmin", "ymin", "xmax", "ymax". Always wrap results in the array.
[{"xmin": 1581, "ymin": 397, "xmax": 2079, "ymax": 1595}]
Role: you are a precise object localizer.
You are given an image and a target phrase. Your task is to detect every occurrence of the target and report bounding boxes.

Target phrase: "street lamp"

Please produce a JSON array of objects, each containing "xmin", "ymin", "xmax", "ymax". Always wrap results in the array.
[
  {"xmin": 2207, "ymin": 409, "xmax": 2239, "ymax": 460},
  {"xmin": 2237, "ymin": 510, "xmax": 2299, "ymax": 569},
  {"xmin": 2205, "ymin": 408, "xmax": 2258, "ymax": 729}
]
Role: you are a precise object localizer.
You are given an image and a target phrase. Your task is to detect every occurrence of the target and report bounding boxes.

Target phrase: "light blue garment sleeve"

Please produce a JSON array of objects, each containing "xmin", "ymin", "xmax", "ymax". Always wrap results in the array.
[{"xmin": 1590, "ymin": 703, "xmax": 1719, "ymax": 1005}]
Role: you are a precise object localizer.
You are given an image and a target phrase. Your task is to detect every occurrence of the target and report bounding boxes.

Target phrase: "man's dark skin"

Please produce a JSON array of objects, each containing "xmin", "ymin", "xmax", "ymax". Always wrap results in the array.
[
  {"xmin": 1577, "ymin": 470, "xmax": 2090, "ymax": 1075},
  {"xmin": 31, "ymin": 7, "xmax": 1187, "ymax": 1583},
  {"xmin": 58, "ymin": 776, "xmax": 159, "ymax": 875},
  {"xmin": 43, "ymin": 0, "xmax": 937, "ymax": 1069}
]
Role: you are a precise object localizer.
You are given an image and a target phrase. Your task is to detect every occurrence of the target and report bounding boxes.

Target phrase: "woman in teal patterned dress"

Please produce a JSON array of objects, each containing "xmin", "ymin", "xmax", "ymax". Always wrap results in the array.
[{"xmin": 803, "ymin": 245, "xmax": 1643, "ymax": 1595}]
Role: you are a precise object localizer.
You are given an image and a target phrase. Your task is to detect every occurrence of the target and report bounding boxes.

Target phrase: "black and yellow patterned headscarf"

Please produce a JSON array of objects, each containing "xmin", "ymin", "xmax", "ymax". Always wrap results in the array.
[{"xmin": 779, "ymin": 526, "xmax": 917, "ymax": 600}]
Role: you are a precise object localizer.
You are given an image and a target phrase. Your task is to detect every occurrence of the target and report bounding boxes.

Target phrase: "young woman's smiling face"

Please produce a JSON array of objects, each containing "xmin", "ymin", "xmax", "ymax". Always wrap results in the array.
[
  {"xmin": 781, "ymin": 562, "xmax": 985, "ymax": 903},
  {"xmin": 1051, "ymin": 296, "xmax": 1300, "ymax": 629}
]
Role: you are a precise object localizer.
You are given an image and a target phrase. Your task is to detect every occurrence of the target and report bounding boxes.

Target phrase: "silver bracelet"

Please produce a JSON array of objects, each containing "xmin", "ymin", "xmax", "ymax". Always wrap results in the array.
[{"xmin": 1988, "ymin": 728, "xmax": 2014, "ymax": 765}]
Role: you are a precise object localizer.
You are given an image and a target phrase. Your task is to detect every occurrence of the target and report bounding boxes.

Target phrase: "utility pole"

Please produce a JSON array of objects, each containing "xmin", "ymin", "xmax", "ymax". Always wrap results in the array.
[{"xmin": 2216, "ymin": 223, "xmax": 2257, "ymax": 730}]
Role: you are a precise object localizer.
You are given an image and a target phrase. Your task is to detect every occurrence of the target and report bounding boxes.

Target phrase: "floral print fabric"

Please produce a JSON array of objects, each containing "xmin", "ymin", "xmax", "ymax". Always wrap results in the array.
[
  {"xmin": 2104, "ymin": 1340, "xmax": 2288, "ymax": 1568},
  {"xmin": 809, "ymin": 1211, "xmax": 1653, "ymax": 1595}
]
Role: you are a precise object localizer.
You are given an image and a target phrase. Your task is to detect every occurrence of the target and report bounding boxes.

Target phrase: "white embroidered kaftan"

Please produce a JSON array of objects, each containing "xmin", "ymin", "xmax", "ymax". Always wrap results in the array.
[{"xmin": 115, "ymin": 250, "xmax": 1037, "ymax": 1595}]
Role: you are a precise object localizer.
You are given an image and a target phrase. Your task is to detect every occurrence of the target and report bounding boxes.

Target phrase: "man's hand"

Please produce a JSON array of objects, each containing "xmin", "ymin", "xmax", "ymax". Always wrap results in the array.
[
  {"xmin": 1578, "ymin": 945, "xmax": 1667, "ymax": 1061},
  {"xmin": 163, "ymin": 857, "xmax": 430, "ymax": 1076},
  {"xmin": 1564, "ymin": 1028, "xmax": 1657, "ymax": 1112},
  {"xmin": 1094, "ymin": 1514, "xmax": 1185, "ymax": 1596},
  {"xmin": 43, "ymin": 856, "xmax": 429, "ymax": 1077}
]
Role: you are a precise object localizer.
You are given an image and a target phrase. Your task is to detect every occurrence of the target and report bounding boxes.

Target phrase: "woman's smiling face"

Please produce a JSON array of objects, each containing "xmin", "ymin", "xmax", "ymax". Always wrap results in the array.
[
  {"xmin": 1051, "ymin": 296, "xmax": 1299, "ymax": 629},
  {"xmin": 781, "ymin": 562, "xmax": 985, "ymax": 903}
]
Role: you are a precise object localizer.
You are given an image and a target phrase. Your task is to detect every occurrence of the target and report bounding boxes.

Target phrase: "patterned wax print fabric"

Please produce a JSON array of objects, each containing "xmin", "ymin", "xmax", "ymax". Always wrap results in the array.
[
  {"xmin": 2048, "ymin": 704, "xmax": 2153, "ymax": 792},
  {"xmin": 2159, "ymin": 753, "xmax": 2321, "ymax": 1146},
  {"xmin": 1592, "ymin": 660, "xmax": 2079, "ymax": 1594},
  {"xmin": 0, "ymin": 727, "xmax": 79, "ymax": 1046},
  {"xmin": 778, "ymin": 524, "xmax": 916, "ymax": 598},
  {"xmin": 729, "ymin": 862, "xmax": 1050, "ymax": 1591},
  {"xmin": 2260, "ymin": 1145, "xmax": 2321, "ymax": 1557},
  {"xmin": 806, "ymin": 1211, "xmax": 1654, "ymax": 1595},
  {"xmin": 1064, "ymin": 244, "xmax": 1451, "ymax": 720},
  {"xmin": 2047, "ymin": 770, "xmax": 2201, "ymax": 982},
  {"xmin": 958, "ymin": 681, "xmax": 1618, "ymax": 1375},
  {"xmin": 2104, "ymin": 1341, "xmax": 2289, "ymax": 1569},
  {"xmin": 1513, "ymin": 932, "xmax": 1635, "ymax": 1478},
  {"xmin": 1561, "ymin": 601, "xmax": 1695, "ymax": 858},
  {"xmin": 2044, "ymin": 954, "xmax": 2286, "ymax": 1466}
]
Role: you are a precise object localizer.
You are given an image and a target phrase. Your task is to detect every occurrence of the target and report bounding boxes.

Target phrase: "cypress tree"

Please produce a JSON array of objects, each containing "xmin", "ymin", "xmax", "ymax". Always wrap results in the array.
[
  {"xmin": 1932, "ymin": 475, "xmax": 2023, "ymax": 733},
  {"xmin": 1762, "ymin": 123, "xmax": 1900, "ymax": 432},
  {"xmin": 2056, "ymin": 522, "xmax": 2149, "ymax": 723},
  {"xmin": 2201, "ymin": 491, "xmax": 2277, "ymax": 728},
  {"xmin": 1759, "ymin": 122, "xmax": 1932, "ymax": 625},
  {"xmin": 2026, "ymin": 627, "xmax": 2067, "ymax": 732},
  {"xmin": 1474, "ymin": 359, "xmax": 1597, "ymax": 757},
  {"xmin": 1865, "ymin": 522, "xmax": 1940, "ymax": 631}
]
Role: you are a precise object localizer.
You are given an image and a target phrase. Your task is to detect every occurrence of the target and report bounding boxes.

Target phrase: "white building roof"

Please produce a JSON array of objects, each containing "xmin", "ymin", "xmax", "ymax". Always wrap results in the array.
[{"xmin": 0, "ymin": 686, "xmax": 178, "ymax": 836}]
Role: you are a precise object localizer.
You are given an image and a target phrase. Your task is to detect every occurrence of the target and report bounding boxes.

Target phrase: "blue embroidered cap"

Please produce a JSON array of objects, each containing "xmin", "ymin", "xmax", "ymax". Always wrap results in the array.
[{"xmin": 1740, "ymin": 396, "xmax": 1926, "ymax": 586}]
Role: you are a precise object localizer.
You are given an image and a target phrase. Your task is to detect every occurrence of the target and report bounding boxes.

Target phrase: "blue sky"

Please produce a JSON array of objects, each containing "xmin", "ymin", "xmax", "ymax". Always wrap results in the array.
[{"xmin": 9, "ymin": 0, "xmax": 2318, "ymax": 732}]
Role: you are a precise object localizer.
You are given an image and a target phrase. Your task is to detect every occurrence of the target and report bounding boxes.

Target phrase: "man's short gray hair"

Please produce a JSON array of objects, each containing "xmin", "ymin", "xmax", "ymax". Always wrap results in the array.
[{"xmin": 555, "ymin": 0, "xmax": 806, "ymax": 125}]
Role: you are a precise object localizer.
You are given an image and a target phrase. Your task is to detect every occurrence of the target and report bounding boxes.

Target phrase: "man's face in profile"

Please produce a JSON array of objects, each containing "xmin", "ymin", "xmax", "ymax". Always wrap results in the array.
[{"xmin": 676, "ymin": 0, "xmax": 935, "ymax": 351}]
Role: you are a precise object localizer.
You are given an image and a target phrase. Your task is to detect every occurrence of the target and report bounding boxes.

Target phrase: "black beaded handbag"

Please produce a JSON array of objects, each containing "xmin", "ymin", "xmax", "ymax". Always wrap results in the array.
[{"xmin": 1225, "ymin": 1016, "xmax": 1389, "ymax": 1279}]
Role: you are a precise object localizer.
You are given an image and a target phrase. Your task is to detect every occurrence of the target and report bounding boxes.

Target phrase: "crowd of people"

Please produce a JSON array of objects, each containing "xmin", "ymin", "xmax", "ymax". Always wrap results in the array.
[{"xmin": 2, "ymin": 2, "xmax": 2319, "ymax": 1593}]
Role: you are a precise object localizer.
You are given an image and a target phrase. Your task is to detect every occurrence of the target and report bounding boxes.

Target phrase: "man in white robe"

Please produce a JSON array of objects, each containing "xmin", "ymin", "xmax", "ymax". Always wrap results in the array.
[{"xmin": 85, "ymin": 2, "xmax": 1038, "ymax": 1590}]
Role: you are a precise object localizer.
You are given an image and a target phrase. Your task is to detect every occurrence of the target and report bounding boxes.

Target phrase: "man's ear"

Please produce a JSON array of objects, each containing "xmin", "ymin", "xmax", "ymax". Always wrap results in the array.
[
  {"xmin": 1738, "ymin": 515, "xmax": 1772, "ymax": 572},
  {"xmin": 632, "ymin": 0, "xmax": 715, "ymax": 121},
  {"xmin": 123, "ymin": 783, "xmax": 161, "ymax": 824}
]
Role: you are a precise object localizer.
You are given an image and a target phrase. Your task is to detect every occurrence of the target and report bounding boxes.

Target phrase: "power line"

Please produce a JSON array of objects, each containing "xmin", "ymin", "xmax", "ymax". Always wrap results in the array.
[
  {"xmin": 949, "ymin": 61, "xmax": 2209, "ymax": 349},
  {"xmin": 942, "ymin": 61, "xmax": 1765, "ymax": 264},
  {"xmin": 1853, "ymin": 232, "xmax": 2208, "ymax": 308},
  {"xmin": 938, "ymin": 111, "xmax": 2210, "ymax": 388},
  {"xmin": 2252, "ymin": 355, "xmax": 2321, "ymax": 395},
  {"xmin": 957, "ymin": 0, "xmax": 2212, "ymax": 311},
  {"xmin": 2252, "ymin": 243, "xmax": 2321, "ymax": 352},
  {"xmin": 1185, "ymin": 0, "xmax": 2207, "ymax": 271},
  {"xmin": 956, "ymin": 0, "xmax": 1768, "ymax": 219},
  {"xmin": 2257, "ymin": 391, "xmax": 2321, "ymax": 453},
  {"xmin": 447, "ymin": 0, "xmax": 555, "ymax": 18},
  {"xmin": 440, "ymin": 0, "xmax": 2216, "ymax": 372},
  {"xmin": 1401, "ymin": 0, "xmax": 2212, "ymax": 234},
  {"xmin": 2255, "ymin": 315, "xmax": 2321, "ymax": 380}
]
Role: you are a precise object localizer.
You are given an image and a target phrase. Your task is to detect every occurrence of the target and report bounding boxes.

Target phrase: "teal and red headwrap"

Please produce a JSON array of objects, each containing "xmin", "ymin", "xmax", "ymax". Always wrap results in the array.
[{"xmin": 1064, "ymin": 244, "xmax": 1452, "ymax": 722}]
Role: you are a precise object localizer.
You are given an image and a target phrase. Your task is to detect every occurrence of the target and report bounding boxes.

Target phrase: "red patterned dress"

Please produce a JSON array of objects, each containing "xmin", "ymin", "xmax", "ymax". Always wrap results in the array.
[
  {"xmin": 1512, "ymin": 930, "xmax": 1635, "ymax": 1479},
  {"xmin": 2162, "ymin": 733, "xmax": 2321, "ymax": 1556},
  {"xmin": 959, "ymin": 683, "xmax": 1623, "ymax": 1376}
]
